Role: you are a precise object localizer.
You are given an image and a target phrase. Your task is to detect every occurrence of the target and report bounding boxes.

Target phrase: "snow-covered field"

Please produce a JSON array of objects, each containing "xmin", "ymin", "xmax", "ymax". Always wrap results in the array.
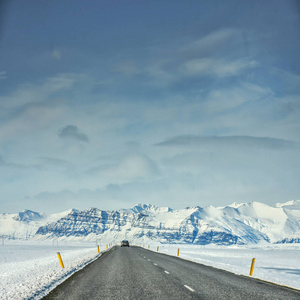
[
  {"xmin": 0, "ymin": 240, "xmax": 106, "ymax": 300},
  {"xmin": 153, "ymin": 243, "xmax": 300, "ymax": 290},
  {"xmin": 1, "ymin": 241, "xmax": 299, "ymax": 299}
]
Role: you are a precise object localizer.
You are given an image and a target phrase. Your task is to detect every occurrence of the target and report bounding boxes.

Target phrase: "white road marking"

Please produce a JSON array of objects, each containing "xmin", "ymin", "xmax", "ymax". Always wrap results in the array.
[
  {"xmin": 164, "ymin": 270, "xmax": 170, "ymax": 274},
  {"xmin": 184, "ymin": 285, "xmax": 195, "ymax": 292},
  {"xmin": 148, "ymin": 259, "xmax": 151, "ymax": 261},
  {"xmin": 154, "ymin": 263, "xmax": 158, "ymax": 266}
]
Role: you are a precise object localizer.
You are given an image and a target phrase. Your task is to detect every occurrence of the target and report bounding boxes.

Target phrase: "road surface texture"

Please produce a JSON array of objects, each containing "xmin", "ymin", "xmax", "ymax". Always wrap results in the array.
[{"xmin": 44, "ymin": 246, "xmax": 300, "ymax": 300}]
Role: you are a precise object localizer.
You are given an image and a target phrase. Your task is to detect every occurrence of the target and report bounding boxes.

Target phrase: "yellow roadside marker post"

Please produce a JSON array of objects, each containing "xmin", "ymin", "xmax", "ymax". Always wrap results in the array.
[
  {"xmin": 57, "ymin": 252, "xmax": 64, "ymax": 268},
  {"xmin": 148, "ymin": 245, "xmax": 150, "ymax": 249},
  {"xmin": 157, "ymin": 246, "xmax": 159, "ymax": 252},
  {"xmin": 177, "ymin": 248, "xmax": 180, "ymax": 257},
  {"xmin": 249, "ymin": 258, "xmax": 256, "ymax": 276},
  {"xmin": 97, "ymin": 245, "xmax": 100, "ymax": 253}
]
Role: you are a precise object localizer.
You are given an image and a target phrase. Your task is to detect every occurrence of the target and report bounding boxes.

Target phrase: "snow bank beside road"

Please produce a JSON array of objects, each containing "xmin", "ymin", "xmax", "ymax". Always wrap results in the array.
[
  {"xmin": 1, "ymin": 241, "xmax": 299, "ymax": 299},
  {"xmin": 155, "ymin": 243, "xmax": 300, "ymax": 290},
  {"xmin": 0, "ymin": 240, "xmax": 103, "ymax": 300}
]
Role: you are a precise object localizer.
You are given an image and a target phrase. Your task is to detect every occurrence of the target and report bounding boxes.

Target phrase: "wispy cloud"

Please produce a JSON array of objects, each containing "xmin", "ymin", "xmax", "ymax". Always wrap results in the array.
[
  {"xmin": 25, "ymin": 180, "xmax": 170, "ymax": 212},
  {"xmin": 58, "ymin": 125, "xmax": 89, "ymax": 143},
  {"xmin": 51, "ymin": 48, "xmax": 61, "ymax": 60},
  {"xmin": 183, "ymin": 58, "xmax": 257, "ymax": 78},
  {"xmin": 87, "ymin": 153, "xmax": 159, "ymax": 182},
  {"xmin": 40, "ymin": 157, "xmax": 74, "ymax": 171},
  {"xmin": 0, "ymin": 71, "xmax": 7, "ymax": 80},
  {"xmin": 203, "ymin": 82, "xmax": 273, "ymax": 113},
  {"xmin": 0, "ymin": 102, "xmax": 64, "ymax": 141},
  {"xmin": 185, "ymin": 28, "xmax": 239, "ymax": 52},
  {"xmin": 271, "ymin": 67, "xmax": 300, "ymax": 94},
  {"xmin": 0, "ymin": 73, "xmax": 84, "ymax": 110},
  {"xmin": 1, "ymin": 3, "xmax": 299, "ymax": 213},
  {"xmin": 156, "ymin": 135, "xmax": 298, "ymax": 150},
  {"xmin": 0, "ymin": 155, "xmax": 42, "ymax": 170},
  {"xmin": 111, "ymin": 60, "xmax": 140, "ymax": 76},
  {"xmin": 138, "ymin": 28, "xmax": 257, "ymax": 86}
]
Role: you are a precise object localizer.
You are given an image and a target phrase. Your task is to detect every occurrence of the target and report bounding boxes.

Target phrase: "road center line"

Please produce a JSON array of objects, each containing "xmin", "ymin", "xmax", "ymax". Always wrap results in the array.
[
  {"xmin": 184, "ymin": 285, "xmax": 195, "ymax": 292},
  {"xmin": 164, "ymin": 270, "xmax": 170, "ymax": 274},
  {"xmin": 154, "ymin": 263, "xmax": 158, "ymax": 266},
  {"xmin": 148, "ymin": 259, "xmax": 151, "ymax": 261}
]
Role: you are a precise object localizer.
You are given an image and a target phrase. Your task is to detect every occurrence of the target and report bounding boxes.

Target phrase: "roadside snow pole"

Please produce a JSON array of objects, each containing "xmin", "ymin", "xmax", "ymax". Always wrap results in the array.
[
  {"xmin": 148, "ymin": 245, "xmax": 150, "ymax": 249},
  {"xmin": 57, "ymin": 252, "xmax": 64, "ymax": 268},
  {"xmin": 157, "ymin": 246, "xmax": 159, "ymax": 252},
  {"xmin": 249, "ymin": 258, "xmax": 255, "ymax": 276},
  {"xmin": 97, "ymin": 245, "xmax": 100, "ymax": 253},
  {"xmin": 106, "ymin": 244, "xmax": 108, "ymax": 250},
  {"xmin": 177, "ymin": 248, "xmax": 180, "ymax": 257}
]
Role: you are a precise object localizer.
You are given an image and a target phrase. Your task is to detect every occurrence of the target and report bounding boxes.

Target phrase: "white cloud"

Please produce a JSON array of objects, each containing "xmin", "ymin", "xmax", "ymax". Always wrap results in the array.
[
  {"xmin": 144, "ymin": 57, "xmax": 257, "ymax": 88},
  {"xmin": 0, "ymin": 154, "xmax": 42, "ymax": 170},
  {"xmin": 111, "ymin": 60, "xmax": 140, "ymax": 76},
  {"xmin": 0, "ymin": 102, "xmax": 65, "ymax": 141},
  {"xmin": 88, "ymin": 153, "xmax": 159, "ymax": 182},
  {"xmin": 204, "ymin": 82, "xmax": 273, "ymax": 113},
  {"xmin": 184, "ymin": 58, "xmax": 257, "ymax": 78},
  {"xmin": 0, "ymin": 66, "xmax": 298, "ymax": 213},
  {"xmin": 51, "ymin": 49, "xmax": 61, "ymax": 60},
  {"xmin": 0, "ymin": 73, "xmax": 84, "ymax": 110},
  {"xmin": 186, "ymin": 28, "xmax": 239, "ymax": 51},
  {"xmin": 271, "ymin": 67, "xmax": 300, "ymax": 93},
  {"xmin": 138, "ymin": 28, "xmax": 256, "ymax": 86},
  {"xmin": 143, "ymin": 59, "xmax": 176, "ymax": 87},
  {"xmin": 40, "ymin": 157, "xmax": 74, "ymax": 171},
  {"xmin": 0, "ymin": 71, "xmax": 7, "ymax": 80}
]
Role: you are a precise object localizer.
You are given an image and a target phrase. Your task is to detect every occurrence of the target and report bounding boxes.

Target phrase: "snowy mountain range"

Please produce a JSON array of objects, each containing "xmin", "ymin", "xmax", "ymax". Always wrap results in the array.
[{"xmin": 1, "ymin": 201, "xmax": 300, "ymax": 245}]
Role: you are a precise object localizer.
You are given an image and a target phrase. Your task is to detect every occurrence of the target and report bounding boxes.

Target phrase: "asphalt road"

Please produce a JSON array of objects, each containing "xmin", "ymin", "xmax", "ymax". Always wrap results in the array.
[{"xmin": 44, "ymin": 246, "xmax": 300, "ymax": 300}]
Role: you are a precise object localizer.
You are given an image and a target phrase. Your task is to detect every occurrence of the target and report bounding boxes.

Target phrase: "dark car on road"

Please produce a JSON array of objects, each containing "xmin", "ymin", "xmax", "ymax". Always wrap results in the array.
[{"xmin": 121, "ymin": 240, "xmax": 129, "ymax": 247}]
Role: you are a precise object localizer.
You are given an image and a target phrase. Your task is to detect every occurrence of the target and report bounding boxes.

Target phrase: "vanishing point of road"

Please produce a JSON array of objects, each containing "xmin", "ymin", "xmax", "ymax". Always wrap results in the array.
[{"xmin": 44, "ymin": 246, "xmax": 300, "ymax": 300}]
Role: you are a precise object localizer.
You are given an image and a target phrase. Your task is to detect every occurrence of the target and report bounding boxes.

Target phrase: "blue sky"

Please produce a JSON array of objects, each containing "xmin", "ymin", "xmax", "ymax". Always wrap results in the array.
[{"xmin": 0, "ymin": 0, "xmax": 300, "ymax": 213}]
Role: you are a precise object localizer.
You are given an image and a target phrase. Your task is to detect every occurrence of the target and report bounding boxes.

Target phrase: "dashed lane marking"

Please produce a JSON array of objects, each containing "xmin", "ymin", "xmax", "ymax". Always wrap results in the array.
[
  {"xmin": 154, "ymin": 263, "xmax": 158, "ymax": 266},
  {"xmin": 184, "ymin": 285, "xmax": 195, "ymax": 292},
  {"xmin": 164, "ymin": 271, "xmax": 170, "ymax": 274}
]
